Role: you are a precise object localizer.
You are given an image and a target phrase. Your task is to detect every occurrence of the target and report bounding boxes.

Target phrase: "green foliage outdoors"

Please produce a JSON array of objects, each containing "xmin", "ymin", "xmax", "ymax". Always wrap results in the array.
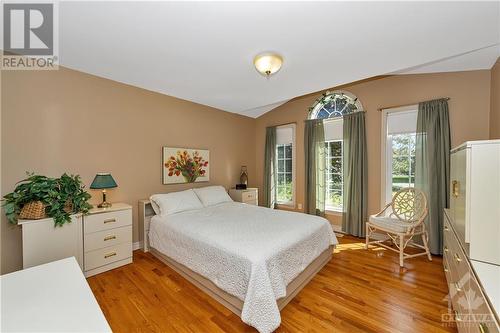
[
  {"xmin": 2, "ymin": 172, "xmax": 92, "ymax": 226},
  {"xmin": 392, "ymin": 133, "xmax": 416, "ymax": 194}
]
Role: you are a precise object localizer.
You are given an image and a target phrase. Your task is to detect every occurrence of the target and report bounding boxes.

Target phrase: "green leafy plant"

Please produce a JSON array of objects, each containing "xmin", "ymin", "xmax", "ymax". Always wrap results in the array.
[{"xmin": 2, "ymin": 172, "xmax": 92, "ymax": 226}]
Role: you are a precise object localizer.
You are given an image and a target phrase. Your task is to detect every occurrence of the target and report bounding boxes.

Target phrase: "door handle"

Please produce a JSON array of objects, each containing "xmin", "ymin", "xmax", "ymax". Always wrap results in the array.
[{"xmin": 452, "ymin": 180, "xmax": 459, "ymax": 198}]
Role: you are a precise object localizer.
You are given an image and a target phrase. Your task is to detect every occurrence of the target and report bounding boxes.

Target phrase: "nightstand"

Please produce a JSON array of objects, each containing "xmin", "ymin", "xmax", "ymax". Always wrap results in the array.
[
  {"xmin": 83, "ymin": 203, "xmax": 132, "ymax": 277},
  {"xmin": 228, "ymin": 188, "xmax": 258, "ymax": 205}
]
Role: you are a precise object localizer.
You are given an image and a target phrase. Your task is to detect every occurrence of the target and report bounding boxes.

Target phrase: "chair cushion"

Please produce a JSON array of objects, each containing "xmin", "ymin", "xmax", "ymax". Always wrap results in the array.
[{"xmin": 368, "ymin": 215, "xmax": 412, "ymax": 233}]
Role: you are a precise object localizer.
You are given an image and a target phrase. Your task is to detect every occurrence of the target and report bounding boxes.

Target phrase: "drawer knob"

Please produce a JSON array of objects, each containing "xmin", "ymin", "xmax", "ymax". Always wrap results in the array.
[
  {"xmin": 443, "ymin": 265, "xmax": 449, "ymax": 272},
  {"xmin": 103, "ymin": 218, "xmax": 116, "ymax": 224},
  {"xmin": 104, "ymin": 252, "xmax": 117, "ymax": 259},
  {"xmin": 104, "ymin": 235, "xmax": 116, "ymax": 241},
  {"xmin": 454, "ymin": 311, "xmax": 462, "ymax": 322},
  {"xmin": 444, "ymin": 246, "xmax": 449, "ymax": 253},
  {"xmin": 479, "ymin": 323, "xmax": 490, "ymax": 333},
  {"xmin": 454, "ymin": 282, "xmax": 462, "ymax": 292},
  {"xmin": 454, "ymin": 253, "xmax": 462, "ymax": 262},
  {"xmin": 444, "ymin": 225, "xmax": 449, "ymax": 231}
]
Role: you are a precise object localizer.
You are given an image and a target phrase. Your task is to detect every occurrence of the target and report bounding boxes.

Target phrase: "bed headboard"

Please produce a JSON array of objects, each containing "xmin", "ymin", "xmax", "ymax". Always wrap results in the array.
[{"xmin": 138, "ymin": 199, "xmax": 156, "ymax": 252}]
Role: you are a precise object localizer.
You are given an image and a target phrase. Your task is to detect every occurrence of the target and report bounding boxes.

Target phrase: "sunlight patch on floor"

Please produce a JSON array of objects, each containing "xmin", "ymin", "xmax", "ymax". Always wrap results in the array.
[{"xmin": 334, "ymin": 241, "xmax": 389, "ymax": 254}]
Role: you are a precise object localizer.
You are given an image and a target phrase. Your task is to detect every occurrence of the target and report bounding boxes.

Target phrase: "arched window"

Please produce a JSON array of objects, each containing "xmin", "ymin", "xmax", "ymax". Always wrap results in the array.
[
  {"xmin": 308, "ymin": 90, "xmax": 363, "ymax": 119},
  {"xmin": 307, "ymin": 90, "xmax": 363, "ymax": 212}
]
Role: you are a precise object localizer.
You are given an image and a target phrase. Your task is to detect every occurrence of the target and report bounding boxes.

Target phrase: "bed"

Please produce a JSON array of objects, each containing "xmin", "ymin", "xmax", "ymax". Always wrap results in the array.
[{"xmin": 138, "ymin": 190, "xmax": 337, "ymax": 333}]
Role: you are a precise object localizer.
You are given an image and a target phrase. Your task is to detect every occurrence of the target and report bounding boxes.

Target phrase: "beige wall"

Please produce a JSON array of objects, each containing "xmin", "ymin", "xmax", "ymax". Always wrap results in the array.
[
  {"xmin": 1, "ymin": 66, "xmax": 496, "ymax": 273},
  {"xmin": 1, "ymin": 67, "xmax": 256, "ymax": 274},
  {"xmin": 255, "ymin": 71, "xmax": 492, "ymax": 226},
  {"xmin": 490, "ymin": 58, "xmax": 500, "ymax": 139}
]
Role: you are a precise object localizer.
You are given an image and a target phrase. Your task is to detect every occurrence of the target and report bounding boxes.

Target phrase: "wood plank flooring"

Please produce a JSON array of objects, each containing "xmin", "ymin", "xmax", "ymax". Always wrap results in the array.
[{"xmin": 87, "ymin": 235, "xmax": 457, "ymax": 332}]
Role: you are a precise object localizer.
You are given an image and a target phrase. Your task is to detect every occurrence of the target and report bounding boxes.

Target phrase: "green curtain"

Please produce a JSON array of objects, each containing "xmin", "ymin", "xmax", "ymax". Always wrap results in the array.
[
  {"xmin": 415, "ymin": 98, "xmax": 451, "ymax": 255},
  {"xmin": 342, "ymin": 112, "xmax": 368, "ymax": 237},
  {"xmin": 304, "ymin": 119, "xmax": 326, "ymax": 216},
  {"xmin": 263, "ymin": 126, "xmax": 277, "ymax": 208}
]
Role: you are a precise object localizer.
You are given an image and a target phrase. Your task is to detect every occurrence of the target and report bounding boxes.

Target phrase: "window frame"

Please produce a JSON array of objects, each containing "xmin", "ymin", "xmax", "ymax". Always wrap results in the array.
[
  {"xmin": 275, "ymin": 124, "xmax": 296, "ymax": 207},
  {"xmin": 325, "ymin": 139, "xmax": 343, "ymax": 213},
  {"xmin": 308, "ymin": 90, "xmax": 363, "ymax": 120},
  {"xmin": 380, "ymin": 105, "xmax": 418, "ymax": 207}
]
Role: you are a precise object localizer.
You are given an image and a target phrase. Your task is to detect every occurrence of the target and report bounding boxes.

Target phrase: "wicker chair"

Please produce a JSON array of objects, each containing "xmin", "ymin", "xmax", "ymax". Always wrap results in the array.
[{"xmin": 365, "ymin": 188, "xmax": 432, "ymax": 267}]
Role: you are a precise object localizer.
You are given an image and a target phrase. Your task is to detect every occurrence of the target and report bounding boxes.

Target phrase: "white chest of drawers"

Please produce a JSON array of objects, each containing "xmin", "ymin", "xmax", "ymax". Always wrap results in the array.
[
  {"xmin": 83, "ymin": 203, "xmax": 133, "ymax": 277},
  {"xmin": 228, "ymin": 188, "xmax": 258, "ymax": 205},
  {"xmin": 444, "ymin": 210, "xmax": 499, "ymax": 333}
]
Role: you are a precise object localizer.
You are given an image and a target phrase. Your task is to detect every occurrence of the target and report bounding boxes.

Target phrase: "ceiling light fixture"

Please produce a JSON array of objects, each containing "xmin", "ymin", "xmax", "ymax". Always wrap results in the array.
[{"xmin": 253, "ymin": 52, "xmax": 283, "ymax": 77}]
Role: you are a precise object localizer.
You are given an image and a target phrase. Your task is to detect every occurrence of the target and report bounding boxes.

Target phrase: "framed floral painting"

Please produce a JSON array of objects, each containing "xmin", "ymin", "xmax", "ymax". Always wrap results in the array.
[{"xmin": 162, "ymin": 147, "xmax": 210, "ymax": 184}]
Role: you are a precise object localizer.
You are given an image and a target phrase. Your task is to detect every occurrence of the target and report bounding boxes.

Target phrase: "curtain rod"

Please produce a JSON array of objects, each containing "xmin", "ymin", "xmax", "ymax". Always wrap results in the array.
[
  {"xmin": 377, "ymin": 97, "xmax": 450, "ymax": 112},
  {"xmin": 275, "ymin": 121, "xmax": 296, "ymax": 128}
]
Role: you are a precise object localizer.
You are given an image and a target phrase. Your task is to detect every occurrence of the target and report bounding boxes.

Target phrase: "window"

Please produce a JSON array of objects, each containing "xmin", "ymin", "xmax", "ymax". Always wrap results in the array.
[
  {"xmin": 275, "ymin": 124, "xmax": 296, "ymax": 205},
  {"xmin": 391, "ymin": 133, "xmax": 416, "ymax": 194},
  {"xmin": 325, "ymin": 140, "xmax": 343, "ymax": 211},
  {"xmin": 308, "ymin": 90, "xmax": 362, "ymax": 120},
  {"xmin": 381, "ymin": 106, "xmax": 418, "ymax": 205},
  {"xmin": 276, "ymin": 143, "xmax": 293, "ymax": 203},
  {"xmin": 308, "ymin": 90, "xmax": 363, "ymax": 212}
]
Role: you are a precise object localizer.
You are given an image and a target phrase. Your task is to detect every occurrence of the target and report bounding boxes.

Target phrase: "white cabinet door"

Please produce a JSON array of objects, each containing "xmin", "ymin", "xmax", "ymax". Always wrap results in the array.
[{"xmin": 21, "ymin": 215, "xmax": 83, "ymax": 269}]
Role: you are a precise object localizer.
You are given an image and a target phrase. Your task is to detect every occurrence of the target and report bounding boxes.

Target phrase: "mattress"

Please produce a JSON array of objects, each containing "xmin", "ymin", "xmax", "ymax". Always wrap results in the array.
[{"xmin": 149, "ymin": 202, "xmax": 337, "ymax": 333}]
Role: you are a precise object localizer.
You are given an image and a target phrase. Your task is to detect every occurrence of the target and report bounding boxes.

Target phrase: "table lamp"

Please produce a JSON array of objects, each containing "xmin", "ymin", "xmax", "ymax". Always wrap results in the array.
[{"xmin": 90, "ymin": 173, "xmax": 117, "ymax": 208}]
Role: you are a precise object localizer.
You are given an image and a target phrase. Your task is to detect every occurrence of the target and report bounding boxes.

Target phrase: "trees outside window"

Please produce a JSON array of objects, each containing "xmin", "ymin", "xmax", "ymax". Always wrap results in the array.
[{"xmin": 276, "ymin": 143, "xmax": 293, "ymax": 203}]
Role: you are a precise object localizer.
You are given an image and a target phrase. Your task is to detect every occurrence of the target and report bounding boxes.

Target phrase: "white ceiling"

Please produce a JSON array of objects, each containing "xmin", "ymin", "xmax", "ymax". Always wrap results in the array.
[{"xmin": 56, "ymin": 1, "xmax": 500, "ymax": 118}]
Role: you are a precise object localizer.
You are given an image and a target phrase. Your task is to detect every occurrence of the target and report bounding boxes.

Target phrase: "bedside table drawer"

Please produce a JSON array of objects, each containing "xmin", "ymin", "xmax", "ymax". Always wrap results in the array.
[
  {"xmin": 85, "ymin": 242, "xmax": 132, "ymax": 271},
  {"xmin": 84, "ymin": 225, "xmax": 132, "ymax": 253},
  {"xmin": 243, "ymin": 200, "xmax": 257, "ymax": 206},
  {"xmin": 242, "ymin": 191, "xmax": 257, "ymax": 202},
  {"xmin": 84, "ymin": 210, "xmax": 132, "ymax": 234}
]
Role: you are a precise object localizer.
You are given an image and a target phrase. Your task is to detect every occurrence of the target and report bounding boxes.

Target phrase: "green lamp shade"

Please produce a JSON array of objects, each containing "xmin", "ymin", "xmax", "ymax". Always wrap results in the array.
[{"xmin": 90, "ymin": 173, "xmax": 117, "ymax": 189}]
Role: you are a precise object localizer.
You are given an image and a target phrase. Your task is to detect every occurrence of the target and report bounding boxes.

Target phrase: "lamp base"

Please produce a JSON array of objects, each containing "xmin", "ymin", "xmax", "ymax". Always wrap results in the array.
[
  {"xmin": 97, "ymin": 201, "xmax": 112, "ymax": 208},
  {"xmin": 97, "ymin": 190, "xmax": 112, "ymax": 208}
]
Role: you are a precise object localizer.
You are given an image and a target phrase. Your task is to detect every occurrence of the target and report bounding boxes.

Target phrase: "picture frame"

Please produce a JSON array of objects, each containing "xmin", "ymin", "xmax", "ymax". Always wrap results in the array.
[{"xmin": 162, "ymin": 147, "xmax": 210, "ymax": 185}]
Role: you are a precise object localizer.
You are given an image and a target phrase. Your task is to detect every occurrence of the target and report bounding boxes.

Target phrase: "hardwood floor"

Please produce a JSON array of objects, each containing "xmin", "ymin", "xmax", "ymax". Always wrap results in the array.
[{"xmin": 87, "ymin": 235, "xmax": 457, "ymax": 333}]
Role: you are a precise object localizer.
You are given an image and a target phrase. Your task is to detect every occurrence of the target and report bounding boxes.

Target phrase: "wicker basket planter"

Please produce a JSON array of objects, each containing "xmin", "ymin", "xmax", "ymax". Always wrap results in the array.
[{"xmin": 19, "ymin": 201, "xmax": 46, "ymax": 220}]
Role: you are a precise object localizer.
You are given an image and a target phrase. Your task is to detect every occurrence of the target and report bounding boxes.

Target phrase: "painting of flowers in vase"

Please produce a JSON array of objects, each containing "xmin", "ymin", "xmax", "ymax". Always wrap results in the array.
[{"xmin": 162, "ymin": 147, "xmax": 210, "ymax": 184}]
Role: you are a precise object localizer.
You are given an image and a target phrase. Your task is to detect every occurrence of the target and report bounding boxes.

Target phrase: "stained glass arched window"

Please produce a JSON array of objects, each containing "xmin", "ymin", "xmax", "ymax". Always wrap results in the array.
[{"xmin": 308, "ymin": 90, "xmax": 363, "ymax": 119}]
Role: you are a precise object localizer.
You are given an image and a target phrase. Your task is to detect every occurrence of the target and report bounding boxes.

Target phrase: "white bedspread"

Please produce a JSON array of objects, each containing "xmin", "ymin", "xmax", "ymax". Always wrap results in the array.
[{"xmin": 149, "ymin": 202, "xmax": 337, "ymax": 333}]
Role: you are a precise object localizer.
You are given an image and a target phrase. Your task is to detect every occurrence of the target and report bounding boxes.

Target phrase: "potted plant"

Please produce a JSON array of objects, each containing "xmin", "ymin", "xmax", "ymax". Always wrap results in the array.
[{"xmin": 2, "ymin": 172, "xmax": 92, "ymax": 226}]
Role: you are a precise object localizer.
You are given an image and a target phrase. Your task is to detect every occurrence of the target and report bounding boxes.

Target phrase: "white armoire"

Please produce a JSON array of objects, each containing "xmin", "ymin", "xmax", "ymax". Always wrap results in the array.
[{"xmin": 444, "ymin": 140, "xmax": 500, "ymax": 333}]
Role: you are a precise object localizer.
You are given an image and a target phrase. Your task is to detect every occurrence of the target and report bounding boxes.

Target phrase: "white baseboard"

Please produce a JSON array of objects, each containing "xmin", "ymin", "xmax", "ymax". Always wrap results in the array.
[{"xmin": 133, "ymin": 241, "xmax": 143, "ymax": 251}]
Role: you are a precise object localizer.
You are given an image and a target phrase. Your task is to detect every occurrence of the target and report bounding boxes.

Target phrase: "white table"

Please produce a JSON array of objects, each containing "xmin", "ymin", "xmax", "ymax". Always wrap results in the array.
[{"xmin": 1, "ymin": 257, "xmax": 111, "ymax": 332}]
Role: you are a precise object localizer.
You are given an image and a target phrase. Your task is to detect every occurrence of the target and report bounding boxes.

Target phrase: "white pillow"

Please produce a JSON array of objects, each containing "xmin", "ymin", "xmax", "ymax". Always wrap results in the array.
[
  {"xmin": 194, "ymin": 186, "xmax": 233, "ymax": 207},
  {"xmin": 150, "ymin": 189, "xmax": 203, "ymax": 216}
]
